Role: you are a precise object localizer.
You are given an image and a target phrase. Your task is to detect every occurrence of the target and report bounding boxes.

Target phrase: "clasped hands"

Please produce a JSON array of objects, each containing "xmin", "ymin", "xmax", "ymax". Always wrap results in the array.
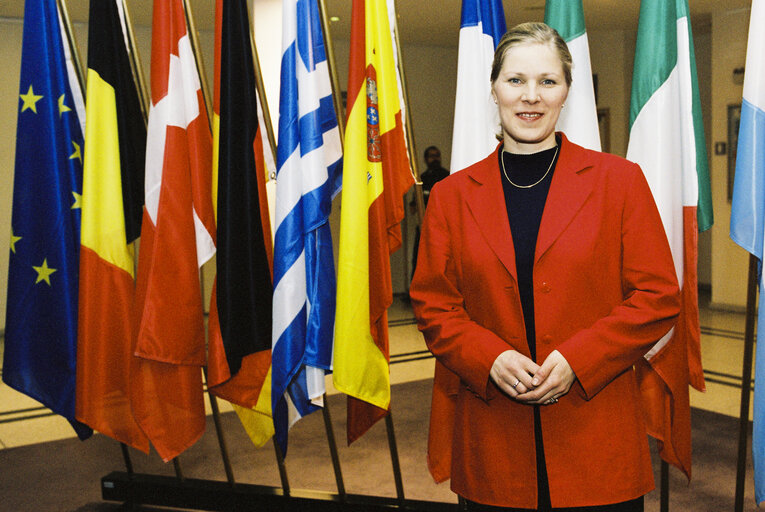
[{"xmin": 489, "ymin": 349, "xmax": 575, "ymax": 405}]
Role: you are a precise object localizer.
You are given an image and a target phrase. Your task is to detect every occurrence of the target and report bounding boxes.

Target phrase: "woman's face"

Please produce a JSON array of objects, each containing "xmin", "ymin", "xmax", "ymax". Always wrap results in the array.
[{"xmin": 491, "ymin": 42, "xmax": 569, "ymax": 154}]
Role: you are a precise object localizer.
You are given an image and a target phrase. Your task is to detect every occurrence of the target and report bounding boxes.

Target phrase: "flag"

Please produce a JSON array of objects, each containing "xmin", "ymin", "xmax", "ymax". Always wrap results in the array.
[
  {"xmin": 333, "ymin": 0, "xmax": 414, "ymax": 444},
  {"xmin": 544, "ymin": 0, "xmax": 600, "ymax": 151},
  {"xmin": 626, "ymin": 0, "xmax": 712, "ymax": 479},
  {"xmin": 427, "ymin": 0, "xmax": 505, "ymax": 481},
  {"xmin": 271, "ymin": 0, "xmax": 342, "ymax": 455},
  {"xmin": 449, "ymin": 0, "xmax": 505, "ymax": 173},
  {"xmin": 131, "ymin": 0, "xmax": 216, "ymax": 462},
  {"xmin": 729, "ymin": 0, "xmax": 765, "ymax": 503},
  {"xmin": 3, "ymin": 0, "xmax": 91, "ymax": 440},
  {"xmin": 75, "ymin": 0, "xmax": 148, "ymax": 452},
  {"xmin": 208, "ymin": 0, "xmax": 275, "ymax": 446}
]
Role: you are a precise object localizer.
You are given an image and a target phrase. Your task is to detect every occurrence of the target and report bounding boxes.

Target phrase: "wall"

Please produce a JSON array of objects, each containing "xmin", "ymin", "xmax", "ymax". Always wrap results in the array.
[
  {"xmin": 0, "ymin": 6, "xmax": 741, "ymax": 332},
  {"xmin": 710, "ymin": 8, "xmax": 751, "ymax": 309},
  {"xmin": 0, "ymin": 19, "xmax": 23, "ymax": 335}
]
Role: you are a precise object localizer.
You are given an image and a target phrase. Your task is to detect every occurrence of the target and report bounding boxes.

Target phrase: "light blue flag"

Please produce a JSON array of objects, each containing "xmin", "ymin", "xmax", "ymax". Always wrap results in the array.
[
  {"xmin": 730, "ymin": 0, "xmax": 765, "ymax": 504},
  {"xmin": 271, "ymin": 0, "xmax": 343, "ymax": 455},
  {"xmin": 3, "ymin": 0, "xmax": 91, "ymax": 440}
]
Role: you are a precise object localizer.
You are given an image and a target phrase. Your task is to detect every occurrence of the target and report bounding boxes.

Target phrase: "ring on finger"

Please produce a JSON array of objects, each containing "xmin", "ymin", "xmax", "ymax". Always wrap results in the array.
[
  {"xmin": 548, "ymin": 397, "xmax": 558, "ymax": 404},
  {"xmin": 511, "ymin": 379, "xmax": 520, "ymax": 389}
]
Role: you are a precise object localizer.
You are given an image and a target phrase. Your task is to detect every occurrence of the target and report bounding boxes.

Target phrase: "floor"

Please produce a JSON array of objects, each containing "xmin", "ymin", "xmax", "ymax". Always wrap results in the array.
[{"xmin": 0, "ymin": 290, "xmax": 758, "ymax": 510}]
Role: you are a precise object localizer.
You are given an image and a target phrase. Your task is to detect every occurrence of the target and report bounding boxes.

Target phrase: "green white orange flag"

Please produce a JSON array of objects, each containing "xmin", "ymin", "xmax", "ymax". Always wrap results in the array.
[
  {"xmin": 544, "ymin": 0, "xmax": 600, "ymax": 150},
  {"xmin": 334, "ymin": 0, "xmax": 414, "ymax": 443},
  {"xmin": 76, "ymin": 0, "xmax": 148, "ymax": 452},
  {"xmin": 626, "ymin": 0, "xmax": 712, "ymax": 478},
  {"xmin": 208, "ymin": 0, "xmax": 275, "ymax": 447}
]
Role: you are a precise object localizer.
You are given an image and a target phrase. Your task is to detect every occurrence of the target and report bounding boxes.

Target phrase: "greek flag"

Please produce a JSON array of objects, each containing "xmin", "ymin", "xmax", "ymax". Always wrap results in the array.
[{"xmin": 272, "ymin": 0, "xmax": 343, "ymax": 455}]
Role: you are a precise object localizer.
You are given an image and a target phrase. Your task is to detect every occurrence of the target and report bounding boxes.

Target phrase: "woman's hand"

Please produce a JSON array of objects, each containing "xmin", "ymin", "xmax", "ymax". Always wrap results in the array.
[
  {"xmin": 490, "ymin": 350, "xmax": 540, "ymax": 398},
  {"xmin": 516, "ymin": 350, "xmax": 575, "ymax": 405}
]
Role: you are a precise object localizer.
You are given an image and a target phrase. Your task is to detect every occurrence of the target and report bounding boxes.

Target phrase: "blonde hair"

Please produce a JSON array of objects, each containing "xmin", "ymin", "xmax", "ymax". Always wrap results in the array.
[{"xmin": 490, "ymin": 22, "xmax": 572, "ymax": 87}]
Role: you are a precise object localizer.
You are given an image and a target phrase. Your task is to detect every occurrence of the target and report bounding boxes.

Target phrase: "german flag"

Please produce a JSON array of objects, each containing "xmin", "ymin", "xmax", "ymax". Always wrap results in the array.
[
  {"xmin": 333, "ymin": 0, "xmax": 414, "ymax": 443},
  {"xmin": 75, "ymin": 0, "xmax": 148, "ymax": 452},
  {"xmin": 207, "ymin": 0, "xmax": 274, "ymax": 445}
]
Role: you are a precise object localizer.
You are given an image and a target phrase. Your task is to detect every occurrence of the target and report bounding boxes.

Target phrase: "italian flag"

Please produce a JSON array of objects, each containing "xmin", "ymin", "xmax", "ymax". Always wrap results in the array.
[
  {"xmin": 626, "ymin": 0, "xmax": 712, "ymax": 479},
  {"xmin": 544, "ymin": 0, "xmax": 600, "ymax": 151}
]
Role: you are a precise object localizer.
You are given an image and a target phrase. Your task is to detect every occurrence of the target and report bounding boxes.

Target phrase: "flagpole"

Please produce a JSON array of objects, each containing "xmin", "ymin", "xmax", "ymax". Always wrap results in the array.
[
  {"xmin": 56, "ymin": 0, "xmax": 86, "ymax": 96},
  {"xmin": 182, "ymin": 0, "xmax": 213, "ymax": 122},
  {"xmin": 385, "ymin": 413, "xmax": 406, "ymax": 504},
  {"xmin": 180, "ymin": 0, "xmax": 238, "ymax": 486},
  {"xmin": 317, "ymin": 0, "xmax": 346, "ymax": 142},
  {"xmin": 311, "ymin": 2, "xmax": 352, "ymax": 499},
  {"xmin": 321, "ymin": 395, "xmax": 347, "ymax": 499},
  {"xmin": 390, "ymin": 1, "xmax": 425, "ymax": 226},
  {"xmin": 119, "ymin": 0, "xmax": 151, "ymax": 122},
  {"xmin": 735, "ymin": 254, "xmax": 759, "ymax": 512},
  {"xmin": 247, "ymin": 5, "xmax": 278, "ymax": 178}
]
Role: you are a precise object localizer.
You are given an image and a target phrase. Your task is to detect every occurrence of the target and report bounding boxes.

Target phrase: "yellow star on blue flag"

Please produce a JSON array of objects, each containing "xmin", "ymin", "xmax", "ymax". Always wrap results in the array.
[
  {"xmin": 58, "ymin": 94, "xmax": 71, "ymax": 116},
  {"xmin": 69, "ymin": 140, "xmax": 81, "ymax": 162},
  {"xmin": 19, "ymin": 84, "xmax": 43, "ymax": 113},
  {"xmin": 33, "ymin": 258, "xmax": 57, "ymax": 285},
  {"xmin": 10, "ymin": 229, "xmax": 22, "ymax": 253},
  {"xmin": 4, "ymin": 0, "xmax": 91, "ymax": 440}
]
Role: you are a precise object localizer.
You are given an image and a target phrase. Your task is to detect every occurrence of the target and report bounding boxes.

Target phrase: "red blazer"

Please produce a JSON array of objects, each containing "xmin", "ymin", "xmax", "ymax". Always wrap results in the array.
[{"xmin": 410, "ymin": 134, "xmax": 681, "ymax": 508}]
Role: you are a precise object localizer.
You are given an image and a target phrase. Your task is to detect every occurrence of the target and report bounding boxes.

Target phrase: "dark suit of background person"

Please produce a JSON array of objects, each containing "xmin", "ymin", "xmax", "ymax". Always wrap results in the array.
[{"xmin": 411, "ymin": 146, "xmax": 449, "ymax": 278}]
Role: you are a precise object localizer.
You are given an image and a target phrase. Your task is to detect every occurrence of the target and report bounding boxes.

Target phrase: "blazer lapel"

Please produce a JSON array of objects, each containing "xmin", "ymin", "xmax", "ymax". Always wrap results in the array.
[
  {"xmin": 535, "ymin": 135, "xmax": 597, "ymax": 262},
  {"xmin": 464, "ymin": 151, "xmax": 518, "ymax": 283}
]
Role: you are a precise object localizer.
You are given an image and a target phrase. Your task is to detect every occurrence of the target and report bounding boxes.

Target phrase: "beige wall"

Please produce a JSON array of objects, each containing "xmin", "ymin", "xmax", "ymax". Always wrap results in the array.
[
  {"xmin": 710, "ymin": 8, "xmax": 751, "ymax": 310},
  {"xmin": 0, "ymin": 7, "xmax": 746, "ymax": 331},
  {"xmin": 0, "ymin": 20, "xmax": 23, "ymax": 335}
]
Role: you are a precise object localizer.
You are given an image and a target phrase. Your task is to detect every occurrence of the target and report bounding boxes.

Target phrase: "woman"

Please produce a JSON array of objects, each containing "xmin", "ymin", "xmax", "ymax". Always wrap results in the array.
[{"xmin": 410, "ymin": 22, "xmax": 680, "ymax": 511}]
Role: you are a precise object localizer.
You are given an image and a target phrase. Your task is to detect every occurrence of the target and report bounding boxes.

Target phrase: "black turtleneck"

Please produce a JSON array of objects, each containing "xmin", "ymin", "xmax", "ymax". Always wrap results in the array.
[{"xmin": 498, "ymin": 139, "xmax": 559, "ymax": 511}]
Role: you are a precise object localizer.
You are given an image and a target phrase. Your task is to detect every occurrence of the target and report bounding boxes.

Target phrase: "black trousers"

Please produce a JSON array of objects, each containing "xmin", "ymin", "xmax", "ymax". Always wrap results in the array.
[{"xmin": 463, "ymin": 496, "xmax": 644, "ymax": 512}]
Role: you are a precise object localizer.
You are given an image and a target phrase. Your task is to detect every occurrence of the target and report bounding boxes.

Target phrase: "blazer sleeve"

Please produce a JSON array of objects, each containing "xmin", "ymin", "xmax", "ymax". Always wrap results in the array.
[
  {"xmin": 410, "ymin": 183, "xmax": 511, "ymax": 401},
  {"xmin": 556, "ymin": 163, "xmax": 681, "ymax": 399}
]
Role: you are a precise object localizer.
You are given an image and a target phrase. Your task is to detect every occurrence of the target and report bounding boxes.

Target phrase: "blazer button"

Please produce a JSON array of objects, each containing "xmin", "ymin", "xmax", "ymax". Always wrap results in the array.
[
  {"xmin": 540, "ymin": 282, "xmax": 551, "ymax": 293},
  {"xmin": 542, "ymin": 334, "xmax": 553, "ymax": 343}
]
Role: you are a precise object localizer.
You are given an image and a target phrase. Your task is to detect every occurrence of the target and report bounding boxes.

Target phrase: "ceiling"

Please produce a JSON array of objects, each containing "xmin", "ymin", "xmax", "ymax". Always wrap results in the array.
[{"xmin": 0, "ymin": 1, "xmax": 751, "ymax": 46}]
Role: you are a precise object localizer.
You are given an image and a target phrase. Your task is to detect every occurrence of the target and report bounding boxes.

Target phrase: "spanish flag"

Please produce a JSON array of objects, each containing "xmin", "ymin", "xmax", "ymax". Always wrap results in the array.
[
  {"xmin": 208, "ymin": 0, "xmax": 275, "ymax": 446},
  {"xmin": 333, "ymin": 0, "xmax": 414, "ymax": 444},
  {"xmin": 76, "ymin": 0, "xmax": 148, "ymax": 452}
]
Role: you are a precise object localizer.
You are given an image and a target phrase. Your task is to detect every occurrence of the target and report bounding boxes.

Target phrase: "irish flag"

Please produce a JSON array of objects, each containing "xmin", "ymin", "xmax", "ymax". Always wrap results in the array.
[
  {"xmin": 626, "ymin": 0, "xmax": 712, "ymax": 478},
  {"xmin": 544, "ymin": 0, "xmax": 600, "ymax": 151},
  {"xmin": 334, "ymin": 0, "xmax": 413, "ymax": 444}
]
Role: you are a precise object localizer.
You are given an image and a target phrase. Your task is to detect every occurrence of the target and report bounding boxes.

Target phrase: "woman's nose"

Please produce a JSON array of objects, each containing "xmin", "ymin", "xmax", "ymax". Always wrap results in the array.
[{"xmin": 521, "ymin": 84, "xmax": 540, "ymax": 102}]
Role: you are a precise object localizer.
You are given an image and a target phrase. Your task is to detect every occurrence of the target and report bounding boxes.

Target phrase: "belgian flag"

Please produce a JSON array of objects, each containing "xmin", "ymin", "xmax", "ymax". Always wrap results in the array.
[
  {"xmin": 207, "ymin": 0, "xmax": 275, "ymax": 444},
  {"xmin": 75, "ymin": 0, "xmax": 148, "ymax": 452}
]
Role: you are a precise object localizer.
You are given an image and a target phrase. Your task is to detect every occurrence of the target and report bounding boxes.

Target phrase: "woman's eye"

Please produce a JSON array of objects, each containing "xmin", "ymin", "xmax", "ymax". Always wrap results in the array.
[
  {"xmin": 508, "ymin": 77, "xmax": 522, "ymax": 84},
  {"xmin": 541, "ymin": 79, "xmax": 556, "ymax": 85}
]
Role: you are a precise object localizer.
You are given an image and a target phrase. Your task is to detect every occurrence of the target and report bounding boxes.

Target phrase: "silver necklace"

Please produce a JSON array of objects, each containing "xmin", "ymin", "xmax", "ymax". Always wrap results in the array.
[{"xmin": 501, "ymin": 145, "xmax": 559, "ymax": 189}]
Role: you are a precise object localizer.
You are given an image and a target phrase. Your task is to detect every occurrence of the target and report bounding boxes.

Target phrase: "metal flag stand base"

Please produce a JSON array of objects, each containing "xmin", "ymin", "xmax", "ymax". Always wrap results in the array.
[{"xmin": 100, "ymin": 471, "xmax": 458, "ymax": 512}]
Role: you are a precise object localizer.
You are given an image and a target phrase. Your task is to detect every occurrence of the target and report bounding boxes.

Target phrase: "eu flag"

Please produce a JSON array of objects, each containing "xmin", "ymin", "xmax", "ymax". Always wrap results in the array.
[{"xmin": 3, "ymin": 0, "xmax": 91, "ymax": 440}]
